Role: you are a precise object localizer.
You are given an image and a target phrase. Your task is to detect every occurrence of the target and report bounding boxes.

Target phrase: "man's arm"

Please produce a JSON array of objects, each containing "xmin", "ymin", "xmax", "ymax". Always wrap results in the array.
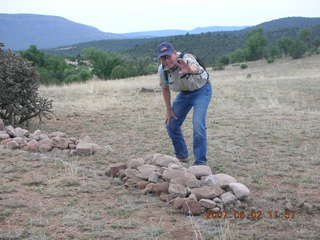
[{"xmin": 162, "ymin": 87, "xmax": 177, "ymax": 124}]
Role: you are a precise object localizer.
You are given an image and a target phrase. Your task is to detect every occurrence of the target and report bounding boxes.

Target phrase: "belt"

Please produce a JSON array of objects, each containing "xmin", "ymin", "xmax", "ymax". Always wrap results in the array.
[{"xmin": 181, "ymin": 81, "xmax": 209, "ymax": 94}]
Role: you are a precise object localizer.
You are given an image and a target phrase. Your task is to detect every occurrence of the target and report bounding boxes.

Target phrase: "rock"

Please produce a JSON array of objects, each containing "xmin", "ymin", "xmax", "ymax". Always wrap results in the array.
[
  {"xmin": 191, "ymin": 186, "xmax": 224, "ymax": 200},
  {"xmin": 137, "ymin": 164, "xmax": 158, "ymax": 180},
  {"xmin": 148, "ymin": 172, "xmax": 161, "ymax": 183},
  {"xmin": 152, "ymin": 182, "xmax": 169, "ymax": 195},
  {"xmin": 75, "ymin": 142, "xmax": 96, "ymax": 156},
  {"xmin": 38, "ymin": 139, "xmax": 53, "ymax": 152},
  {"xmin": 14, "ymin": 127, "xmax": 29, "ymax": 137},
  {"xmin": 0, "ymin": 133, "xmax": 10, "ymax": 140},
  {"xmin": 5, "ymin": 126, "xmax": 16, "ymax": 137},
  {"xmin": 154, "ymin": 154, "xmax": 180, "ymax": 167},
  {"xmin": 49, "ymin": 131, "xmax": 66, "ymax": 138},
  {"xmin": 168, "ymin": 163, "xmax": 184, "ymax": 169},
  {"xmin": 137, "ymin": 181, "xmax": 149, "ymax": 189},
  {"xmin": 124, "ymin": 178, "xmax": 139, "ymax": 188},
  {"xmin": 170, "ymin": 173, "xmax": 201, "ymax": 188},
  {"xmin": 188, "ymin": 193, "xmax": 198, "ymax": 201},
  {"xmin": 12, "ymin": 137, "xmax": 27, "ymax": 147},
  {"xmin": 220, "ymin": 192, "xmax": 237, "ymax": 205},
  {"xmin": 181, "ymin": 199, "xmax": 204, "ymax": 216},
  {"xmin": 108, "ymin": 163, "xmax": 127, "ymax": 177},
  {"xmin": 124, "ymin": 169, "xmax": 142, "ymax": 179},
  {"xmin": 52, "ymin": 137, "xmax": 69, "ymax": 149},
  {"xmin": 78, "ymin": 135, "xmax": 94, "ymax": 143},
  {"xmin": 68, "ymin": 143, "xmax": 76, "ymax": 149},
  {"xmin": 0, "ymin": 119, "xmax": 4, "ymax": 130},
  {"xmin": 6, "ymin": 140, "xmax": 19, "ymax": 149},
  {"xmin": 229, "ymin": 182, "xmax": 250, "ymax": 200},
  {"xmin": 212, "ymin": 174, "xmax": 237, "ymax": 187},
  {"xmin": 188, "ymin": 165, "xmax": 212, "ymax": 178},
  {"xmin": 127, "ymin": 158, "xmax": 145, "ymax": 169},
  {"xmin": 143, "ymin": 183, "xmax": 155, "ymax": 194},
  {"xmin": 211, "ymin": 207, "xmax": 221, "ymax": 212},
  {"xmin": 172, "ymin": 197, "xmax": 186, "ymax": 209},
  {"xmin": 159, "ymin": 193, "xmax": 169, "ymax": 202},
  {"xmin": 162, "ymin": 168, "xmax": 188, "ymax": 181},
  {"xmin": 199, "ymin": 199, "xmax": 217, "ymax": 209},
  {"xmin": 24, "ymin": 139, "xmax": 39, "ymax": 152},
  {"xmin": 213, "ymin": 197, "xmax": 223, "ymax": 203},
  {"xmin": 168, "ymin": 183, "xmax": 188, "ymax": 198}
]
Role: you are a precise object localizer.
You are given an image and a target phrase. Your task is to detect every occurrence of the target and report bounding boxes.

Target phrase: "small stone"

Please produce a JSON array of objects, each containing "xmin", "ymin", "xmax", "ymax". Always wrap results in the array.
[
  {"xmin": 14, "ymin": 127, "xmax": 29, "ymax": 137},
  {"xmin": 154, "ymin": 154, "xmax": 180, "ymax": 167},
  {"xmin": 229, "ymin": 182, "xmax": 250, "ymax": 200},
  {"xmin": 24, "ymin": 139, "xmax": 39, "ymax": 152},
  {"xmin": 212, "ymin": 174, "xmax": 237, "ymax": 187},
  {"xmin": 137, "ymin": 164, "xmax": 158, "ymax": 180},
  {"xmin": 127, "ymin": 158, "xmax": 145, "ymax": 169},
  {"xmin": 220, "ymin": 192, "xmax": 237, "ymax": 205},
  {"xmin": 181, "ymin": 199, "xmax": 204, "ymax": 216},
  {"xmin": 38, "ymin": 139, "xmax": 53, "ymax": 152},
  {"xmin": 137, "ymin": 180, "xmax": 149, "ymax": 189},
  {"xmin": 191, "ymin": 186, "xmax": 224, "ymax": 200},
  {"xmin": 159, "ymin": 193, "xmax": 169, "ymax": 202},
  {"xmin": 188, "ymin": 193, "xmax": 198, "ymax": 201},
  {"xmin": 168, "ymin": 183, "xmax": 187, "ymax": 198},
  {"xmin": 148, "ymin": 172, "xmax": 161, "ymax": 183},
  {"xmin": 199, "ymin": 199, "xmax": 217, "ymax": 209},
  {"xmin": 213, "ymin": 197, "xmax": 222, "ymax": 203},
  {"xmin": 5, "ymin": 126, "xmax": 16, "ymax": 137},
  {"xmin": 108, "ymin": 163, "xmax": 127, "ymax": 177},
  {"xmin": 0, "ymin": 133, "xmax": 10, "ymax": 140},
  {"xmin": 188, "ymin": 165, "xmax": 212, "ymax": 178},
  {"xmin": 6, "ymin": 140, "xmax": 19, "ymax": 149},
  {"xmin": 172, "ymin": 197, "xmax": 185, "ymax": 209},
  {"xmin": 152, "ymin": 182, "xmax": 169, "ymax": 195}
]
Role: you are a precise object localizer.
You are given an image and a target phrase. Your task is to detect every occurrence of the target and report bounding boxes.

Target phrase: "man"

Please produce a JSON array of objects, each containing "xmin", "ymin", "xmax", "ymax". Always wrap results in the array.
[{"xmin": 157, "ymin": 42, "xmax": 213, "ymax": 165}]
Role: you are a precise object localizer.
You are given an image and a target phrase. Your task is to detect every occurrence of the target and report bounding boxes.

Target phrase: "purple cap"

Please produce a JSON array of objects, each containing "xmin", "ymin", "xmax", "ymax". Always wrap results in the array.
[{"xmin": 156, "ymin": 42, "xmax": 175, "ymax": 59}]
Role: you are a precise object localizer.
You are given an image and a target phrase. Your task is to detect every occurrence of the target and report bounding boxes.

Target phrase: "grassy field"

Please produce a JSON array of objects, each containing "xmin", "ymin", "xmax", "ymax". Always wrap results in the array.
[{"xmin": 1, "ymin": 55, "xmax": 320, "ymax": 239}]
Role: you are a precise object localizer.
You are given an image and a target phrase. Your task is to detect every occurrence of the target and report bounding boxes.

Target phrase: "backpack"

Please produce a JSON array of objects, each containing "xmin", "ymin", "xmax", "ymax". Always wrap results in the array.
[{"xmin": 162, "ymin": 52, "xmax": 208, "ymax": 84}]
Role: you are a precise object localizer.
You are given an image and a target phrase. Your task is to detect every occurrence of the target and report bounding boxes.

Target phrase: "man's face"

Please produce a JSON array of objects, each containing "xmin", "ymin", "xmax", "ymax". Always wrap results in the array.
[{"xmin": 160, "ymin": 51, "xmax": 178, "ymax": 69}]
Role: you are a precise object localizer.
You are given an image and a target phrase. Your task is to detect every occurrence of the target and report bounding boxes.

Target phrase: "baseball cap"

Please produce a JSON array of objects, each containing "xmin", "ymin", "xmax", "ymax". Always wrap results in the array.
[{"xmin": 156, "ymin": 42, "xmax": 175, "ymax": 59}]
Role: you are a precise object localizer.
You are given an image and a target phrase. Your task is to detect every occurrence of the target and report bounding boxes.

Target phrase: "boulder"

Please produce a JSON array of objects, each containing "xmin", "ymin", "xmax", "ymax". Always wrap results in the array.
[
  {"xmin": 127, "ymin": 158, "xmax": 145, "ymax": 169},
  {"xmin": 5, "ymin": 126, "xmax": 16, "ymax": 137},
  {"xmin": 168, "ymin": 183, "xmax": 188, "ymax": 198},
  {"xmin": 137, "ymin": 164, "xmax": 158, "ymax": 180},
  {"xmin": 199, "ymin": 199, "xmax": 217, "ymax": 209},
  {"xmin": 170, "ymin": 173, "xmax": 201, "ymax": 188},
  {"xmin": 191, "ymin": 186, "xmax": 224, "ymax": 200},
  {"xmin": 52, "ymin": 137, "xmax": 69, "ymax": 149},
  {"xmin": 220, "ymin": 192, "xmax": 237, "ymax": 205},
  {"xmin": 0, "ymin": 133, "xmax": 10, "ymax": 140},
  {"xmin": 205, "ymin": 174, "xmax": 237, "ymax": 187},
  {"xmin": 153, "ymin": 154, "xmax": 180, "ymax": 167},
  {"xmin": 188, "ymin": 165, "xmax": 212, "ymax": 178},
  {"xmin": 14, "ymin": 127, "xmax": 29, "ymax": 137},
  {"xmin": 108, "ymin": 163, "xmax": 127, "ymax": 177},
  {"xmin": 24, "ymin": 139, "xmax": 39, "ymax": 152},
  {"xmin": 181, "ymin": 199, "xmax": 204, "ymax": 216},
  {"xmin": 6, "ymin": 140, "xmax": 19, "ymax": 149},
  {"xmin": 38, "ymin": 139, "xmax": 53, "ymax": 152},
  {"xmin": 162, "ymin": 168, "xmax": 188, "ymax": 181},
  {"xmin": 229, "ymin": 182, "xmax": 250, "ymax": 200}
]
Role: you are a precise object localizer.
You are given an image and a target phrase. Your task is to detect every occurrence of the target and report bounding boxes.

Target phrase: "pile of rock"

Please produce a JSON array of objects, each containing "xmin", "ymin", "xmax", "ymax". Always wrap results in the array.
[
  {"xmin": 106, "ymin": 153, "xmax": 250, "ymax": 216},
  {"xmin": 0, "ymin": 119, "xmax": 100, "ymax": 156}
]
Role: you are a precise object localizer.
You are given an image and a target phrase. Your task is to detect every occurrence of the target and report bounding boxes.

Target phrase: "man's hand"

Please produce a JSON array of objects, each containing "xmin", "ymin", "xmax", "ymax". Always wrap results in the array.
[
  {"xmin": 176, "ymin": 58, "xmax": 199, "ymax": 74},
  {"xmin": 165, "ymin": 109, "xmax": 178, "ymax": 125}
]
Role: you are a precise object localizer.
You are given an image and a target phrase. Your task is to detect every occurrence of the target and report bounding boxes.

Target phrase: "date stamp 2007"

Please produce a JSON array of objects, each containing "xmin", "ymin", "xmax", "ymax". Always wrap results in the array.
[{"xmin": 203, "ymin": 209, "xmax": 295, "ymax": 220}]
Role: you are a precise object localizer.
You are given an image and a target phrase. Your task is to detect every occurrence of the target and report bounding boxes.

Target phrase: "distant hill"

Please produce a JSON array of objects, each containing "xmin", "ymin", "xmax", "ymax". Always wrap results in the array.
[
  {"xmin": 121, "ymin": 26, "xmax": 249, "ymax": 38},
  {"xmin": 48, "ymin": 17, "xmax": 320, "ymax": 64},
  {"xmin": 0, "ymin": 14, "xmax": 123, "ymax": 50}
]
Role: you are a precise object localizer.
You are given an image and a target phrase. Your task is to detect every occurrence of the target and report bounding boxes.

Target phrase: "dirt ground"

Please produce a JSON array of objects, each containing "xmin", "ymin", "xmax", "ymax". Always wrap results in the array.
[{"xmin": 1, "ymin": 55, "xmax": 320, "ymax": 240}]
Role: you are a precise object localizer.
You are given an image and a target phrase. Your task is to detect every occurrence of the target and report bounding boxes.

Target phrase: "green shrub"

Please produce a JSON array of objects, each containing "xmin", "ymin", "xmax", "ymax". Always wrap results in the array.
[
  {"xmin": 240, "ymin": 63, "xmax": 248, "ymax": 69},
  {"xmin": 0, "ymin": 47, "xmax": 53, "ymax": 126}
]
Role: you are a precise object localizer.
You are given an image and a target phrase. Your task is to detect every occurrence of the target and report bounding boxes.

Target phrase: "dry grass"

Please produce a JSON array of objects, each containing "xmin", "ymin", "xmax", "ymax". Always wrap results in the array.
[{"xmin": 1, "ymin": 55, "xmax": 320, "ymax": 239}]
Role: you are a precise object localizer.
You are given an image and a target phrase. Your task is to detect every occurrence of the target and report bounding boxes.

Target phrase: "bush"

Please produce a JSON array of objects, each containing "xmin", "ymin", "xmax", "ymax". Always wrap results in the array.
[
  {"xmin": 212, "ymin": 62, "xmax": 225, "ymax": 71},
  {"xmin": 240, "ymin": 63, "xmax": 248, "ymax": 69},
  {"xmin": 0, "ymin": 47, "xmax": 53, "ymax": 126}
]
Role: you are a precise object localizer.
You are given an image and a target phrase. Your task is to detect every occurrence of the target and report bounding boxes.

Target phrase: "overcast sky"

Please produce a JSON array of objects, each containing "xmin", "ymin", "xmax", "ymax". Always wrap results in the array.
[{"xmin": 2, "ymin": 0, "xmax": 319, "ymax": 33}]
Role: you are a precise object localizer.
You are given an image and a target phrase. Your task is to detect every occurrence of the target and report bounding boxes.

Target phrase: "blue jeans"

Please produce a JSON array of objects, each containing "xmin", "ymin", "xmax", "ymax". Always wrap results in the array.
[{"xmin": 166, "ymin": 82, "xmax": 212, "ymax": 165}]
